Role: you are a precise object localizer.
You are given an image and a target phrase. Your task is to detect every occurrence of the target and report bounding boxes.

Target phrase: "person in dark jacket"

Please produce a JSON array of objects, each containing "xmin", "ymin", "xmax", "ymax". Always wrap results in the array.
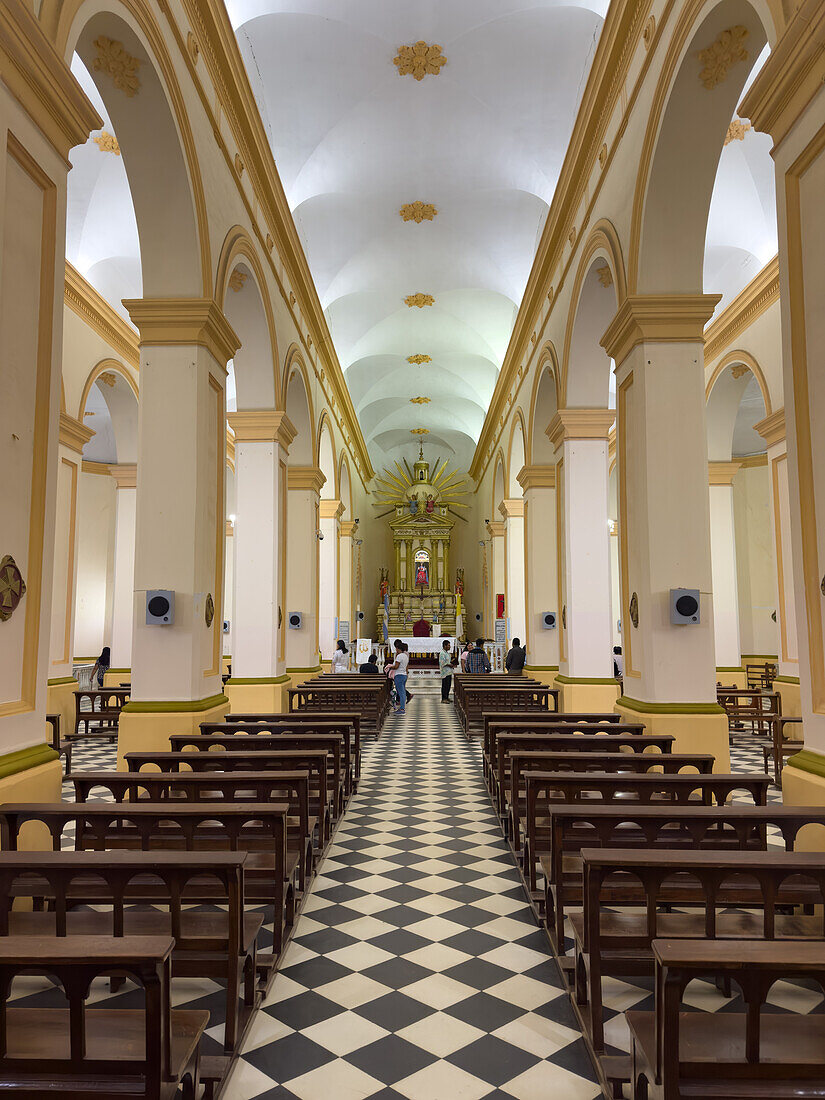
[
  {"xmin": 359, "ymin": 653, "xmax": 380, "ymax": 674},
  {"xmin": 505, "ymin": 638, "xmax": 526, "ymax": 675},
  {"xmin": 465, "ymin": 638, "xmax": 491, "ymax": 674}
]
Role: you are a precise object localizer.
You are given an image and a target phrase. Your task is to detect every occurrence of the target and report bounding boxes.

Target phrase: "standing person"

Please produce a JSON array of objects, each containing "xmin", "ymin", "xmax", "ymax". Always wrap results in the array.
[
  {"xmin": 389, "ymin": 638, "xmax": 409, "ymax": 714},
  {"xmin": 505, "ymin": 637, "xmax": 526, "ymax": 676},
  {"xmin": 612, "ymin": 645, "xmax": 623, "ymax": 678},
  {"xmin": 91, "ymin": 646, "xmax": 110, "ymax": 688},
  {"xmin": 465, "ymin": 637, "xmax": 491, "ymax": 673},
  {"xmin": 439, "ymin": 639, "xmax": 454, "ymax": 703},
  {"xmin": 459, "ymin": 641, "xmax": 471, "ymax": 671},
  {"xmin": 331, "ymin": 639, "xmax": 349, "ymax": 673}
]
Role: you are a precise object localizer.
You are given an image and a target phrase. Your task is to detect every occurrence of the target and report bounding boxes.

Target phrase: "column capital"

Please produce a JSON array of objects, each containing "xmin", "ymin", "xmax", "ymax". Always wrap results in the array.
[
  {"xmin": 499, "ymin": 498, "xmax": 525, "ymax": 519},
  {"xmin": 0, "ymin": 0, "xmax": 103, "ymax": 160},
  {"xmin": 59, "ymin": 412, "xmax": 94, "ymax": 453},
  {"xmin": 516, "ymin": 464, "xmax": 555, "ymax": 491},
  {"xmin": 123, "ymin": 298, "xmax": 241, "ymax": 367},
  {"xmin": 487, "ymin": 520, "xmax": 506, "ymax": 538},
  {"xmin": 340, "ymin": 520, "xmax": 358, "ymax": 537},
  {"xmin": 754, "ymin": 408, "xmax": 786, "ymax": 448},
  {"xmin": 228, "ymin": 409, "xmax": 297, "ymax": 449},
  {"xmin": 600, "ymin": 294, "xmax": 721, "ymax": 365},
  {"xmin": 319, "ymin": 499, "xmax": 344, "ymax": 520},
  {"xmin": 547, "ymin": 408, "xmax": 615, "ymax": 450},
  {"xmin": 708, "ymin": 460, "xmax": 742, "ymax": 486},
  {"xmin": 287, "ymin": 465, "xmax": 326, "ymax": 493},
  {"xmin": 109, "ymin": 463, "xmax": 137, "ymax": 489}
]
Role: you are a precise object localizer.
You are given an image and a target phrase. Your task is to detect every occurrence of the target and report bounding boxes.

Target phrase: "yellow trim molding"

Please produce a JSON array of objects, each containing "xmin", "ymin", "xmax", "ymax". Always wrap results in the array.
[
  {"xmin": 81, "ymin": 460, "xmax": 111, "ymax": 476},
  {"xmin": 108, "ymin": 463, "xmax": 137, "ymax": 489},
  {"xmin": 498, "ymin": 498, "xmax": 524, "ymax": 519},
  {"xmin": 287, "ymin": 466, "xmax": 326, "ymax": 493},
  {"xmin": 703, "ymin": 257, "xmax": 779, "ymax": 363},
  {"xmin": 319, "ymin": 499, "xmax": 344, "ymax": 520},
  {"xmin": 517, "ymin": 465, "xmax": 556, "ymax": 491},
  {"xmin": 739, "ymin": 453, "xmax": 768, "ymax": 469},
  {"xmin": 64, "ymin": 263, "xmax": 139, "ymax": 369},
  {"xmin": 754, "ymin": 408, "xmax": 786, "ymax": 448},
  {"xmin": 546, "ymin": 408, "xmax": 615, "ymax": 451},
  {"xmin": 708, "ymin": 461, "xmax": 742, "ymax": 486},
  {"xmin": 124, "ymin": 298, "xmax": 240, "ymax": 367},
  {"xmin": 227, "ymin": 409, "xmax": 296, "ymax": 448},
  {"xmin": 601, "ymin": 294, "xmax": 721, "ymax": 365},
  {"xmin": 58, "ymin": 412, "xmax": 93, "ymax": 453}
]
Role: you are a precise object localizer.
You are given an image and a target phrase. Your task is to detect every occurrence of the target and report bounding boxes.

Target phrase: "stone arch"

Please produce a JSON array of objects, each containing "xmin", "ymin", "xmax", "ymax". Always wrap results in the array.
[
  {"xmin": 283, "ymin": 346, "xmax": 316, "ymax": 466},
  {"xmin": 706, "ymin": 349, "xmax": 773, "ymax": 416},
  {"xmin": 507, "ymin": 411, "xmax": 527, "ymax": 496},
  {"xmin": 563, "ymin": 235, "xmax": 623, "ymax": 408},
  {"xmin": 77, "ymin": 358, "xmax": 138, "ymax": 420},
  {"xmin": 58, "ymin": 0, "xmax": 210, "ymax": 296},
  {"xmin": 629, "ymin": 0, "xmax": 774, "ymax": 294},
  {"xmin": 706, "ymin": 351, "xmax": 770, "ymax": 460},
  {"xmin": 492, "ymin": 452, "xmax": 507, "ymax": 519},
  {"xmin": 317, "ymin": 414, "xmax": 338, "ymax": 499},
  {"xmin": 528, "ymin": 346, "xmax": 560, "ymax": 464},
  {"xmin": 339, "ymin": 454, "xmax": 353, "ymax": 520},
  {"xmin": 77, "ymin": 358, "xmax": 139, "ymax": 463},
  {"xmin": 216, "ymin": 227, "xmax": 280, "ymax": 410}
]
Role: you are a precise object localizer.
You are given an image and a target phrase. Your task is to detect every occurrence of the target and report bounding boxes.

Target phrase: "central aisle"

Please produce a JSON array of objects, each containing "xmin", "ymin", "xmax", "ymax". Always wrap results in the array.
[{"xmin": 230, "ymin": 682, "xmax": 601, "ymax": 1099}]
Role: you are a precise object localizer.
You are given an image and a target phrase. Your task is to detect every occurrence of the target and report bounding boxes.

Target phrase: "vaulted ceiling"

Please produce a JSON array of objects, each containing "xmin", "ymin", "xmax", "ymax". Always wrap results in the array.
[{"xmin": 228, "ymin": 0, "xmax": 608, "ymax": 469}]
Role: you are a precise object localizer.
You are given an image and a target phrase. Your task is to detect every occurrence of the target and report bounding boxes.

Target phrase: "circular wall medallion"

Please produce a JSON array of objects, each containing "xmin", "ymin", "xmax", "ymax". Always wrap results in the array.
[
  {"xmin": 205, "ymin": 592, "xmax": 215, "ymax": 628},
  {"xmin": 0, "ymin": 555, "xmax": 26, "ymax": 623},
  {"xmin": 629, "ymin": 592, "xmax": 639, "ymax": 628}
]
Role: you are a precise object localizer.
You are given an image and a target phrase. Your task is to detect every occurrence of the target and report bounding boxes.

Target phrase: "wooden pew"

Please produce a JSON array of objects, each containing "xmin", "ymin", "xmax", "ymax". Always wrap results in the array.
[
  {"xmin": 0, "ymin": 850, "xmax": 257, "ymax": 1061},
  {"xmin": 288, "ymin": 681, "xmax": 387, "ymax": 737},
  {"xmin": 125, "ymin": 749, "xmax": 332, "ymax": 846},
  {"xmin": 0, "ymin": 803, "xmax": 294, "ymax": 968},
  {"xmin": 68, "ymin": 770, "xmax": 314, "ymax": 890},
  {"xmin": 0, "ymin": 935, "xmax": 206, "ymax": 1099},
  {"xmin": 174, "ymin": 732, "xmax": 348, "ymax": 816},
  {"xmin": 222, "ymin": 712, "xmax": 362, "ymax": 780},
  {"xmin": 536, "ymin": 804, "xmax": 825, "ymax": 955},
  {"xmin": 460, "ymin": 684, "xmax": 554, "ymax": 738},
  {"xmin": 66, "ymin": 687, "xmax": 131, "ymax": 770},
  {"xmin": 577, "ymin": 848, "xmax": 825, "ymax": 1059},
  {"xmin": 627, "ymin": 939, "xmax": 825, "ymax": 1100},
  {"xmin": 717, "ymin": 687, "xmax": 781, "ymax": 737}
]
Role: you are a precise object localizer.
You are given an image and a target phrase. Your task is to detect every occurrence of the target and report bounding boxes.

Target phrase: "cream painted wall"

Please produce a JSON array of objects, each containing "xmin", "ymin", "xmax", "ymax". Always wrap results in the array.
[
  {"xmin": 733, "ymin": 465, "xmax": 778, "ymax": 656},
  {"xmin": 74, "ymin": 472, "xmax": 116, "ymax": 659}
]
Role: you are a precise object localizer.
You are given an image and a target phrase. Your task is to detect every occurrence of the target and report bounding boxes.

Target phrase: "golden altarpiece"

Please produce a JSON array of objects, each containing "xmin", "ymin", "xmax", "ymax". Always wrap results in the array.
[{"xmin": 374, "ymin": 447, "xmax": 468, "ymax": 637}]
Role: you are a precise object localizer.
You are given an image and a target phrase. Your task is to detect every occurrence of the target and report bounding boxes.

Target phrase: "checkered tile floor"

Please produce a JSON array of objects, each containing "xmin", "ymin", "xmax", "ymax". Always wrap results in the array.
[{"xmin": 46, "ymin": 706, "xmax": 800, "ymax": 1099}]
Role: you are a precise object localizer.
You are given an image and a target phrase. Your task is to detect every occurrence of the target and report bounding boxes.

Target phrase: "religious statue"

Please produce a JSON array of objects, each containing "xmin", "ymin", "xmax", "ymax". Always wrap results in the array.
[
  {"xmin": 425, "ymin": 493, "xmax": 435, "ymax": 514},
  {"xmin": 399, "ymin": 595, "xmax": 404, "ymax": 615},
  {"xmin": 455, "ymin": 568, "xmax": 465, "ymax": 597},
  {"xmin": 379, "ymin": 568, "xmax": 389, "ymax": 599},
  {"xmin": 409, "ymin": 494, "xmax": 419, "ymax": 515},
  {"xmin": 415, "ymin": 561, "xmax": 429, "ymax": 586}
]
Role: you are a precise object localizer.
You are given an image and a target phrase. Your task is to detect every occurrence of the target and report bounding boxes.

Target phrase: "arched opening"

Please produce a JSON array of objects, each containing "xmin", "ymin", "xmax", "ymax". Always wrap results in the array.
[
  {"xmin": 505, "ymin": 416, "xmax": 527, "ymax": 646},
  {"xmin": 317, "ymin": 417, "xmax": 338, "ymax": 660},
  {"xmin": 284, "ymin": 363, "xmax": 319, "ymax": 668}
]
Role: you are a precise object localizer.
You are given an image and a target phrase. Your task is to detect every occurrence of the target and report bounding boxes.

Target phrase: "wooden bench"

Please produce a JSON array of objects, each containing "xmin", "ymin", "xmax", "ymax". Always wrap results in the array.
[
  {"xmin": 65, "ymin": 687, "xmax": 131, "ymax": 770},
  {"xmin": 288, "ymin": 682, "xmax": 387, "ymax": 737},
  {"xmin": 576, "ymin": 848, "xmax": 825, "ymax": 1059},
  {"xmin": 68, "ymin": 770, "xmax": 315, "ymax": 890},
  {"xmin": 747, "ymin": 660, "xmax": 777, "ymax": 690},
  {"xmin": 717, "ymin": 687, "xmax": 781, "ymax": 738},
  {"xmin": 627, "ymin": 939, "xmax": 825, "ymax": 1100},
  {"xmin": 0, "ymin": 850, "xmax": 257, "ymax": 1060},
  {"xmin": 0, "ymin": 934, "xmax": 206, "ymax": 1098},
  {"xmin": 0, "ymin": 803, "xmax": 294, "ymax": 968},
  {"xmin": 173, "ymin": 732, "xmax": 348, "ymax": 816},
  {"xmin": 536, "ymin": 804, "xmax": 825, "ymax": 954},
  {"xmin": 222, "ymin": 712, "xmax": 362, "ymax": 780},
  {"xmin": 460, "ymin": 685, "xmax": 553, "ymax": 738}
]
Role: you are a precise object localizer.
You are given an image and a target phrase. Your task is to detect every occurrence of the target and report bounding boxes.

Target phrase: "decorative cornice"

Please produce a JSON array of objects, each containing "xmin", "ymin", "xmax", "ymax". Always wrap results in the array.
[
  {"xmin": 399, "ymin": 202, "xmax": 437, "ymax": 223},
  {"xmin": 516, "ymin": 465, "xmax": 556, "ymax": 491},
  {"xmin": 108, "ymin": 463, "xmax": 137, "ymax": 489},
  {"xmin": 0, "ymin": 0, "xmax": 102, "ymax": 160},
  {"xmin": 123, "ymin": 298, "xmax": 240, "ymax": 367},
  {"xmin": 738, "ymin": 453, "xmax": 768, "ymax": 469},
  {"xmin": 754, "ymin": 408, "xmax": 786, "ymax": 448},
  {"xmin": 226, "ymin": 429, "xmax": 235, "ymax": 470},
  {"xmin": 393, "ymin": 42, "xmax": 446, "ymax": 81},
  {"xmin": 64, "ymin": 262, "xmax": 139, "ymax": 369},
  {"xmin": 601, "ymin": 294, "xmax": 721, "ymax": 365},
  {"xmin": 703, "ymin": 256, "xmax": 779, "ymax": 363},
  {"xmin": 739, "ymin": 0, "xmax": 825, "ymax": 147},
  {"xmin": 81, "ymin": 460, "xmax": 111, "ymax": 476},
  {"xmin": 58, "ymin": 412, "xmax": 94, "ymax": 454},
  {"xmin": 340, "ymin": 520, "xmax": 358, "ymax": 537},
  {"xmin": 287, "ymin": 465, "xmax": 326, "ymax": 493},
  {"xmin": 227, "ymin": 410, "xmax": 296, "ymax": 449},
  {"xmin": 546, "ymin": 408, "xmax": 616, "ymax": 450},
  {"xmin": 499, "ymin": 498, "xmax": 525, "ymax": 519},
  {"xmin": 319, "ymin": 499, "xmax": 344, "ymax": 520},
  {"xmin": 708, "ymin": 460, "xmax": 742, "ymax": 485},
  {"xmin": 405, "ymin": 293, "xmax": 435, "ymax": 308},
  {"xmin": 487, "ymin": 521, "xmax": 506, "ymax": 538},
  {"xmin": 172, "ymin": 0, "xmax": 375, "ymax": 482}
]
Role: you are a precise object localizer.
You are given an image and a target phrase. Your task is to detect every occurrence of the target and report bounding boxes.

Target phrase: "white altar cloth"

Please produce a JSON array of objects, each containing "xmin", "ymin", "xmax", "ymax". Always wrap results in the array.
[{"xmin": 396, "ymin": 636, "xmax": 457, "ymax": 654}]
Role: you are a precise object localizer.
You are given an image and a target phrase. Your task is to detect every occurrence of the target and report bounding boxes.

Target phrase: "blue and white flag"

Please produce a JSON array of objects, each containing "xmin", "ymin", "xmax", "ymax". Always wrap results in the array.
[{"xmin": 382, "ymin": 592, "xmax": 389, "ymax": 642}]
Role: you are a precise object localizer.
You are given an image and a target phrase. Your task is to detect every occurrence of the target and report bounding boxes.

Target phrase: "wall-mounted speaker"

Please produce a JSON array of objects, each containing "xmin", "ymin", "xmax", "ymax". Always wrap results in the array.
[
  {"xmin": 146, "ymin": 590, "xmax": 174, "ymax": 625},
  {"xmin": 222, "ymin": 620, "xmax": 230, "ymax": 634},
  {"xmin": 357, "ymin": 610, "xmax": 365, "ymax": 622},
  {"xmin": 670, "ymin": 588, "xmax": 700, "ymax": 625},
  {"xmin": 475, "ymin": 613, "xmax": 482, "ymax": 621},
  {"xmin": 541, "ymin": 612, "xmax": 557, "ymax": 630},
  {"xmin": 288, "ymin": 611, "xmax": 303, "ymax": 630}
]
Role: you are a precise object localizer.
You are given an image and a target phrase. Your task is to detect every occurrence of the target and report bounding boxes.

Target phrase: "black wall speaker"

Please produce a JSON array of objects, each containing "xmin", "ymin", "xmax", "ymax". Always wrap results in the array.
[
  {"xmin": 288, "ymin": 611, "xmax": 303, "ymax": 629},
  {"xmin": 146, "ymin": 590, "xmax": 174, "ymax": 625},
  {"xmin": 670, "ymin": 588, "xmax": 700, "ymax": 624},
  {"xmin": 541, "ymin": 612, "xmax": 557, "ymax": 630}
]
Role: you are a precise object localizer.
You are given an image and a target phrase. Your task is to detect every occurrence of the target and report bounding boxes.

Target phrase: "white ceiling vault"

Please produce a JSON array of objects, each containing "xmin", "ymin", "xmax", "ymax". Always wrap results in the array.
[{"xmin": 228, "ymin": 0, "xmax": 607, "ymax": 470}]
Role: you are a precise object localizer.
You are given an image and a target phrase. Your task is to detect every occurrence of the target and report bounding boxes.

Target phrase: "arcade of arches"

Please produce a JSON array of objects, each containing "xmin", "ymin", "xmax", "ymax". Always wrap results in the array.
[{"xmin": 2, "ymin": 0, "xmax": 825, "ymax": 1094}]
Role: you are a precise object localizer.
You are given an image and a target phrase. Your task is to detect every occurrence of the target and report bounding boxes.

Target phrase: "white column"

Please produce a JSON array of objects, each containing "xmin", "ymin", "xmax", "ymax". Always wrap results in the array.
[
  {"xmin": 548, "ymin": 410, "xmax": 615, "ymax": 682},
  {"xmin": 123, "ymin": 299, "xmax": 238, "ymax": 707},
  {"xmin": 500, "ymin": 499, "xmax": 526, "ymax": 644},
  {"xmin": 708, "ymin": 462, "xmax": 742, "ymax": 672},
  {"xmin": 488, "ymin": 522, "xmax": 506, "ymax": 632},
  {"xmin": 228, "ymin": 411, "xmax": 295, "ymax": 681},
  {"xmin": 517, "ymin": 465, "xmax": 559, "ymax": 676},
  {"xmin": 286, "ymin": 466, "xmax": 324, "ymax": 673},
  {"xmin": 339, "ymin": 520, "xmax": 356, "ymax": 645},
  {"xmin": 319, "ymin": 499, "xmax": 343, "ymax": 659},
  {"xmin": 109, "ymin": 464, "xmax": 137, "ymax": 673}
]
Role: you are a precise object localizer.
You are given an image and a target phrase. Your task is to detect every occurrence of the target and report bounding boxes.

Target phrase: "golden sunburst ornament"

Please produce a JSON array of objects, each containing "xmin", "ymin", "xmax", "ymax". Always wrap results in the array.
[
  {"xmin": 410, "ymin": 428, "xmax": 429, "ymax": 435},
  {"xmin": 410, "ymin": 397, "xmax": 431, "ymax": 405},
  {"xmin": 399, "ymin": 202, "xmax": 437, "ymax": 223},
  {"xmin": 405, "ymin": 293, "xmax": 434, "ymax": 308},
  {"xmin": 407, "ymin": 354, "xmax": 431, "ymax": 365},
  {"xmin": 393, "ymin": 41, "xmax": 446, "ymax": 81}
]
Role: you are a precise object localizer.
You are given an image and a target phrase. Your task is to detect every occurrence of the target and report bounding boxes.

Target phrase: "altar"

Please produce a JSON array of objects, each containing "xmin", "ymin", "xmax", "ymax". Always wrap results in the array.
[{"xmin": 396, "ymin": 636, "xmax": 457, "ymax": 655}]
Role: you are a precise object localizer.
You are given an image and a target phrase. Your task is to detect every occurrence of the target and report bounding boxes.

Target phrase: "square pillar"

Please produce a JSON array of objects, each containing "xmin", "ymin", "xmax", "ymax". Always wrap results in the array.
[
  {"xmin": 603, "ymin": 294, "xmax": 729, "ymax": 768},
  {"xmin": 708, "ymin": 461, "xmax": 743, "ymax": 678},
  {"xmin": 108, "ymin": 463, "xmax": 137, "ymax": 681},
  {"xmin": 339, "ymin": 519, "xmax": 356, "ymax": 647},
  {"xmin": 225, "ymin": 411, "xmax": 295, "ymax": 712},
  {"xmin": 548, "ymin": 409, "xmax": 618, "ymax": 712},
  {"xmin": 286, "ymin": 466, "xmax": 325, "ymax": 682},
  {"xmin": 319, "ymin": 499, "xmax": 343, "ymax": 662},
  {"xmin": 517, "ymin": 465, "xmax": 559, "ymax": 684},
  {"xmin": 499, "ymin": 499, "xmax": 526, "ymax": 646}
]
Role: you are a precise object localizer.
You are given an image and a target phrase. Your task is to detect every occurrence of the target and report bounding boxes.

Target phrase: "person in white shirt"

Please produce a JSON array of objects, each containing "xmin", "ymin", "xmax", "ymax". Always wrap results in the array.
[
  {"xmin": 389, "ymin": 639, "xmax": 410, "ymax": 714},
  {"xmin": 331, "ymin": 639, "xmax": 349, "ymax": 673},
  {"xmin": 438, "ymin": 639, "xmax": 454, "ymax": 703}
]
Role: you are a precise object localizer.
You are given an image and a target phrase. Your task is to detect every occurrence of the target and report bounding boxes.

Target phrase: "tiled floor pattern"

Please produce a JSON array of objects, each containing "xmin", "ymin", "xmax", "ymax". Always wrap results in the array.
[{"xmin": 44, "ymin": 704, "xmax": 801, "ymax": 1099}]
